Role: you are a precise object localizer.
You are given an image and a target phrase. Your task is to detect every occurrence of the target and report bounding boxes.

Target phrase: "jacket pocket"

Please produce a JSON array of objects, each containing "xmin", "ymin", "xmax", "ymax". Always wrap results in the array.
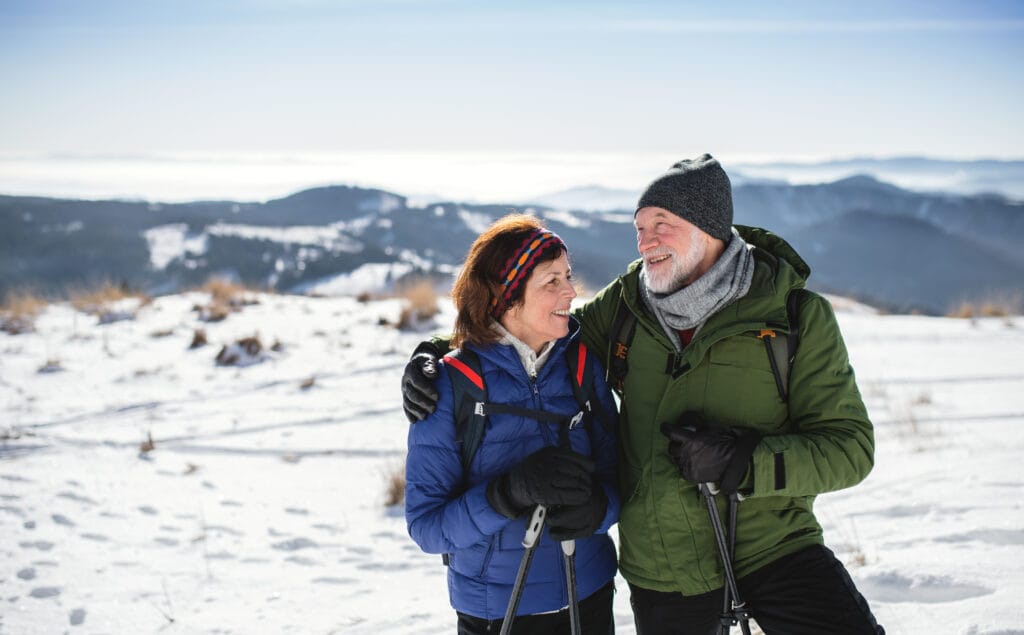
[
  {"xmin": 478, "ymin": 537, "xmax": 496, "ymax": 578},
  {"xmin": 706, "ymin": 335, "xmax": 787, "ymax": 428}
]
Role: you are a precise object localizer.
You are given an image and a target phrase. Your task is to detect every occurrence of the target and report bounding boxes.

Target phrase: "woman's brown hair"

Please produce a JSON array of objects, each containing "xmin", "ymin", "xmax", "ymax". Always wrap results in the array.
[{"xmin": 451, "ymin": 214, "xmax": 566, "ymax": 349}]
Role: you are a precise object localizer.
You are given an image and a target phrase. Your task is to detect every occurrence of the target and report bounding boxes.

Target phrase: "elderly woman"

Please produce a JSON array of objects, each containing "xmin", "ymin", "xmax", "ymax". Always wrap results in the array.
[{"xmin": 405, "ymin": 214, "xmax": 620, "ymax": 634}]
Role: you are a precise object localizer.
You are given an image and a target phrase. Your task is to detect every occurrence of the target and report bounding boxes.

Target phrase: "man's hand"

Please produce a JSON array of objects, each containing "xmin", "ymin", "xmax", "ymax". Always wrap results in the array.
[
  {"xmin": 401, "ymin": 341, "xmax": 441, "ymax": 423},
  {"xmin": 660, "ymin": 414, "xmax": 761, "ymax": 493}
]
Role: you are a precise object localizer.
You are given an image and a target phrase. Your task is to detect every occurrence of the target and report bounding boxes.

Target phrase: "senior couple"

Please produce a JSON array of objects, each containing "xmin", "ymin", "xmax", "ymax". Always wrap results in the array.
[{"xmin": 402, "ymin": 154, "xmax": 884, "ymax": 635}]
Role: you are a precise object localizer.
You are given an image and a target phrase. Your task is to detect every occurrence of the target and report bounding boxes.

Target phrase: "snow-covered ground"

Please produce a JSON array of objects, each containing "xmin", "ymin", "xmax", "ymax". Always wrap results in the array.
[{"xmin": 1, "ymin": 292, "xmax": 1022, "ymax": 634}]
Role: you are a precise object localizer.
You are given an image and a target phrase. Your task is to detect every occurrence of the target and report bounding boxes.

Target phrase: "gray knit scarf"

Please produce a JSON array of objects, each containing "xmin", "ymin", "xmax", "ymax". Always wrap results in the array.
[{"xmin": 640, "ymin": 229, "xmax": 755, "ymax": 351}]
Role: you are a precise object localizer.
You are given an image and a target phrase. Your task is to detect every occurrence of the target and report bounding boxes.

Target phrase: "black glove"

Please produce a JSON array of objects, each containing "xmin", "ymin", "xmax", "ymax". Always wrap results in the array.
[
  {"xmin": 486, "ymin": 447, "xmax": 596, "ymax": 519},
  {"xmin": 660, "ymin": 414, "xmax": 761, "ymax": 494},
  {"xmin": 401, "ymin": 341, "xmax": 441, "ymax": 423},
  {"xmin": 547, "ymin": 480, "xmax": 608, "ymax": 541}
]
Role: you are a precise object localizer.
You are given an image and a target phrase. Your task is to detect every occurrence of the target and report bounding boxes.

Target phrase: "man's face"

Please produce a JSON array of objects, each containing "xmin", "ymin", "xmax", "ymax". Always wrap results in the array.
[{"xmin": 634, "ymin": 207, "xmax": 708, "ymax": 294}]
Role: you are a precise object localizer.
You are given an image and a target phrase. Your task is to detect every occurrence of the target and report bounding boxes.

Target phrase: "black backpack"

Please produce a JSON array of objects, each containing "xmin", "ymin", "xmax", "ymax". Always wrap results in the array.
[
  {"xmin": 607, "ymin": 288, "xmax": 808, "ymax": 401},
  {"xmin": 444, "ymin": 341, "xmax": 614, "ymax": 472}
]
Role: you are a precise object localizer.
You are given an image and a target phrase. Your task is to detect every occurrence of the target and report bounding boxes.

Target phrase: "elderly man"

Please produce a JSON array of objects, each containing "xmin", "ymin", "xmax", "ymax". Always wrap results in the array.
[{"xmin": 403, "ymin": 154, "xmax": 884, "ymax": 634}]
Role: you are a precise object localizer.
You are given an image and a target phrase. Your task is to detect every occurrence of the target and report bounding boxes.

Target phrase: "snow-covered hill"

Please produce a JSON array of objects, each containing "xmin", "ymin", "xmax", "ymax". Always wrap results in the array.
[{"xmin": 1, "ymin": 292, "xmax": 1022, "ymax": 633}]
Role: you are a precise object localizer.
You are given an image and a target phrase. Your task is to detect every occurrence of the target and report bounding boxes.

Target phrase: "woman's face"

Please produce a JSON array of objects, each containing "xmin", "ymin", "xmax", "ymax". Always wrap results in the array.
[{"xmin": 500, "ymin": 251, "xmax": 577, "ymax": 353}]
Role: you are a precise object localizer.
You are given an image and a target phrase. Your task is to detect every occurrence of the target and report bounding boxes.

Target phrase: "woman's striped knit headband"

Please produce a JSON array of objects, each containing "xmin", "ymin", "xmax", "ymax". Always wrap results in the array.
[{"xmin": 490, "ymin": 228, "xmax": 566, "ymax": 320}]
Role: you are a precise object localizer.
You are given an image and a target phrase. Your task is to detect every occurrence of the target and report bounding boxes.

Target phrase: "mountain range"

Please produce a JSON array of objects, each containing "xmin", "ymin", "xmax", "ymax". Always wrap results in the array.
[{"xmin": 2, "ymin": 174, "xmax": 1022, "ymax": 315}]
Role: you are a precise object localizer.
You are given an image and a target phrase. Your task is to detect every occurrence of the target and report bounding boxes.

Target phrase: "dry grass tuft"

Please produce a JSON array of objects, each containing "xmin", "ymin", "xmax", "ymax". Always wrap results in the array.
[
  {"xmin": 948, "ymin": 295, "xmax": 1022, "ymax": 319},
  {"xmin": 300, "ymin": 375, "xmax": 316, "ymax": 390},
  {"xmin": 139, "ymin": 431, "xmax": 155, "ymax": 454},
  {"xmin": 194, "ymin": 277, "xmax": 261, "ymax": 322},
  {"xmin": 384, "ymin": 463, "xmax": 406, "ymax": 507},
  {"xmin": 215, "ymin": 335, "xmax": 264, "ymax": 366},
  {"xmin": 1, "ymin": 291, "xmax": 49, "ymax": 335},
  {"xmin": 189, "ymin": 328, "xmax": 208, "ymax": 349},
  {"xmin": 396, "ymin": 279, "xmax": 440, "ymax": 330},
  {"xmin": 37, "ymin": 359, "xmax": 63, "ymax": 373},
  {"xmin": 69, "ymin": 282, "xmax": 150, "ymax": 323}
]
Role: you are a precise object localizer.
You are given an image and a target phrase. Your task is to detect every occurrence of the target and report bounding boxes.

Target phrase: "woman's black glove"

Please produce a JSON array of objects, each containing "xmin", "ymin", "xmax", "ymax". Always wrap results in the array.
[
  {"xmin": 660, "ymin": 414, "xmax": 761, "ymax": 494},
  {"xmin": 486, "ymin": 447, "xmax": 596, "ymax": 519},
  {"xmin": 401, "ymin": 341, "xmax": 441, "ymax": 423},
  {"xmin": 547, "ymin": 480, "xmax": 608, "ymax": 541}
]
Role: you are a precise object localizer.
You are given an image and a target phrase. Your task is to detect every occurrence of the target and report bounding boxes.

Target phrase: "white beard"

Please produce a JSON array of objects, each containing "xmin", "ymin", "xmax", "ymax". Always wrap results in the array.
[{"xmin": 643, "ymin": 228, "xmax": 706, "ymax": 294}]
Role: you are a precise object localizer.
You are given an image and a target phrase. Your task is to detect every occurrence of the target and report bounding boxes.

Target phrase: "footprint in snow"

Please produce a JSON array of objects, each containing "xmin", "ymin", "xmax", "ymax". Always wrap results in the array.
[
  {"xmin": 0, "ymin": 474, "xmax": 33, "ymax": 483},
  {"xmin": 52, "ymin": 513, "xmax": 75, "ymax": 527},
  {"xmin": 933, "ymin": 528, "xmax": 1024, "ymax": 546},
  {"xmin": 285, "ymin": 507, "xmax": 309, "ymax": 516},
  {"xmin": 285, "ymin": 555, "xmax": 320, "ymax": 566},
  {"xmin": 138, "ymin": 505, "xmax": 158, "ymax": 516},
  {"xmin": 858, "ymin": 571, "xmax": 993, "ymax": 603},
  {"xmin": 312, "ymin": 576, "xmax": 357, "ymax": 585},
  {"xmin": 206, "ymin": 551, "xmax": 236, "ymax": 560},
  {"xmin": 356, "ymin": 561, "xmax": 412, "ymax": 572},
  {"xmin": 69, "ymin": 607, "xmax": 86, "ymax": 626},
  {"xmin": 154, "ymin": 537, "xmax": 179, "ymax": 547},
  {"xmin": 19, "ymin": 540, "xmax": 54, "ymax": 551},
  {"xmin": 80, "ymin": 533, "xmax": 110, "ymax": 542},
  {"xmin": 1, "ymin": 504, "xmax": 24, "ymax": 517},
  {"xmin": 17, "ymin": 567, "xmax": 35, "ymax": 580},
  {"xmin": 272, "ymin": 537, "xmax": 318, "ymax": 551},
  {"xmin": 29, "ymin": 586, "xmax": 61, "ymax": 599},
  {"xmin": 57, "ymin": 491, "xmax": 97, "ymax": 505}
]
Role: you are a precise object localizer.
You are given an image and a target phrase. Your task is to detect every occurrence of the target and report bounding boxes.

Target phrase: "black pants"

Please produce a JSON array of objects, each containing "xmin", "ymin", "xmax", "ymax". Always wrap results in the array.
[
  {"xmin": 456, "ymin": 581, "xmax": 615, "ymax": 635},
  {"xmin": 629, "ymin": 545, "xmax": 884, "ymax": 635}
]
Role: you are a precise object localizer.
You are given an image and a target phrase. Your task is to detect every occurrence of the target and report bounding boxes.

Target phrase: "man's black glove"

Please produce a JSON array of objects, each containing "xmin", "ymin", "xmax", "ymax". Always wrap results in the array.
[
  {"xmin": 660, "ymin": 414, "xmax": 761, "ymax": 494},
  {"xmin": 486, "ymin": 447, "xmax": 596, "ymax": 519},
  {"xmin": 547, "ymin": 480, "xmax": 608, "ymax": 541},
  {"xmin": 401, "ymin": 341, "xmax": 441, "ymax": 423}
]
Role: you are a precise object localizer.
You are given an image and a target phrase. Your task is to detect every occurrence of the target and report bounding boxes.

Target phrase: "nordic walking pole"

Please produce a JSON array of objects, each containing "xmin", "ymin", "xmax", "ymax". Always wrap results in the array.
[
  {"xmin": 561, "ymin": 539, "xmax": 581, "ymax": 635},
  {"xmin": 699, "ymin": 483, "xmax": 752, "ymax": 635},
  {"xmin": 500, "ymin": 505, "xmax": 547, "ymax": 635}
]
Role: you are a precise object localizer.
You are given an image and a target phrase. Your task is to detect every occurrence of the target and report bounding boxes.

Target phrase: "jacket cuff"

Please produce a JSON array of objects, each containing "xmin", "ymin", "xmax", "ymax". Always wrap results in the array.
[{"xmin": 464, "ymin": 480, "xmax": 514, "ymax": 536}]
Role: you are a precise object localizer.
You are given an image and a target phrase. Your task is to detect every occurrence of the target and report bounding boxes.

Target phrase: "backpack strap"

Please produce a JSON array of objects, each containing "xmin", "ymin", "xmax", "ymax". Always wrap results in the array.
[
  {"xmin": 607, "ymin": 298, "xmax": 637, "ymax": 395},
  {"xmin": 444, "ymin": 346, "xmax": 596, "ymax": 471},
  {"xmin": 758, "ymin": 288, "xmax": 807, "ymax": 401},
  {"xmin": 565, "ymin": 341, "xmax": 615, "ymax": 435},
  {"xmin": 443, "ymin": 350, "xmax": 489, "ymax": 471}
]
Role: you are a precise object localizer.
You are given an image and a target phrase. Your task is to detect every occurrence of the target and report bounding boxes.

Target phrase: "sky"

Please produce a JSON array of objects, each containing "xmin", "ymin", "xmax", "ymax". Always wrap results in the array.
[{"xmin": 2, "ymin": 0, "xmax": 1023, "ymax": 160}]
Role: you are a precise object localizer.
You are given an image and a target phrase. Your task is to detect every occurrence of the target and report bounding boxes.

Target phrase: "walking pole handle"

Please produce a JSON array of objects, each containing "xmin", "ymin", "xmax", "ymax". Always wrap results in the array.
[{"xmin": 522, "ymin": 505, "xmax": 547, "ymax": 548}]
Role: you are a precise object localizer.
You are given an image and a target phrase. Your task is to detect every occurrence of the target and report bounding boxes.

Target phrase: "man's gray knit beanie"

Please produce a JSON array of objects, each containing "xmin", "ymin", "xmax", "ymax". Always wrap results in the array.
[{"xmin": 635, "ymin": 153, "xmax": 734, "ymax": 242}]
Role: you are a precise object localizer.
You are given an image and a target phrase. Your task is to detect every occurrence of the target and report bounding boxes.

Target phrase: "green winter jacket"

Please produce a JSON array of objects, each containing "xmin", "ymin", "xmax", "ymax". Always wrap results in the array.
[{"xmin": 574, "ymin": 225, "xmax": 875, "ymax": 595}]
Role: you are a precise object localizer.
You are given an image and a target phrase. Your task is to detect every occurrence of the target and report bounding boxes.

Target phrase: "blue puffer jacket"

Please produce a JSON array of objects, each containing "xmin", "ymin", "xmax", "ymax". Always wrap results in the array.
[{"xmin": 405, "ymin": 319, "xmax": 620, "ymax": 620}]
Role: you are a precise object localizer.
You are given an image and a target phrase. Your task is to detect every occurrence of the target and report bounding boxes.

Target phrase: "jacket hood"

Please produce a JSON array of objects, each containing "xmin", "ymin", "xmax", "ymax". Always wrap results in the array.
[{"xmin": 735, "ymin": 225, "xmax": 811, "ymax": 281}]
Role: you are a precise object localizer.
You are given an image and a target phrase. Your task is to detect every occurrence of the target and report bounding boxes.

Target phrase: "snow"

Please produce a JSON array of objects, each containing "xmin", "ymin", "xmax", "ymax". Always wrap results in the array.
[
  {"xmin": 1, "ymin": 292, "xmax": 1023, "ymax": 634},
  {"xmin": 207, "ymin": 222, "xmax": 363, "ymax": 252},
  {"xmin": 297, "ymin": 263, "xmax": 416, "ymax": 296},
  {"xmin": 142, "ymin": 224, "xmax": 209, "ymax": 270}
]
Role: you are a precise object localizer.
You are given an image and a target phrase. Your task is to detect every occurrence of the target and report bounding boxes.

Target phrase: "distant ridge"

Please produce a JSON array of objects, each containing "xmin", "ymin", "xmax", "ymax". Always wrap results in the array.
[{"xmin": 2, "ymin": 174, "xmax": 1022, "ymax": 315}]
